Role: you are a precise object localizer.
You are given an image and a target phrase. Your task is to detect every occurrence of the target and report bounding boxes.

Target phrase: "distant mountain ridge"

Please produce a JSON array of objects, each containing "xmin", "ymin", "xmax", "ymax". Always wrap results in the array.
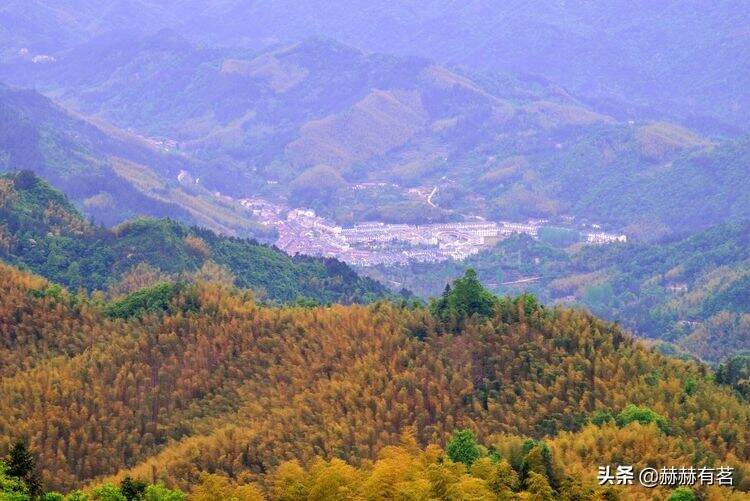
[
  {"xmin": 2, "ymin": 1, "xmax": 747, "ymax": 133},
  {"xmin": 0, "ymin": 81, "xmax": 274, "ymax": 237},
  {"xmin": 5, "ymin": 33, "xmax": 744, "ymax": 238}
]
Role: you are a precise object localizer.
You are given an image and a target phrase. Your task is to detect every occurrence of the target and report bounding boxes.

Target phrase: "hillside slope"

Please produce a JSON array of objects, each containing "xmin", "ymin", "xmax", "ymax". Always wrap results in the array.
[
  {"xmin": 0, "ymin": 82, "xmax": 270, "ymax": 237},
  {"xmin": 0, "ymin": 171, "xmax": 389, "ymax": 303},
  {"xmin": 365, "ymin": 222, "xmax": 750, "ymax": 362},
  {"xmin": 0, "ymin": 266, "xmax": 748, "ymax": 498},
  {"xmin": 6, "ymin": 34, "xmax": 744, "ymax": 236},
  {"xmin": 187, "ymin": 1, "xmax": 749, "ymax": 134}
]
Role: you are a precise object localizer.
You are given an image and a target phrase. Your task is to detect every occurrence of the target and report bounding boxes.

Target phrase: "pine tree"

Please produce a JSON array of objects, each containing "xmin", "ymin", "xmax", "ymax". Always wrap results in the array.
[
  {"xmin": 120, "ymin": 476, "xmax": 147, "ymax": 500},
  {"xmin": 7, "ymin": 440, "xmax": 41, "ymax": 497}
]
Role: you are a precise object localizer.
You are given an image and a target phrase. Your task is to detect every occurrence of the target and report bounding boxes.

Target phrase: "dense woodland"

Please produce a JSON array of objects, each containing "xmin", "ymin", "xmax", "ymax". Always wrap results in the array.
[
  {"xmin": 367, "ymin": 222, "xmax": 750, "ymax": 363},
  {"xmin": 0, "ymin": 171, "xmax": 389, "ymax": 304},
  {"xmin": 1, "ymin": 5, "xmax": 749, "ymax": 500},
  {"xmin": 0, "ymin": 264, "xmax": 749, "ymax": 499}
]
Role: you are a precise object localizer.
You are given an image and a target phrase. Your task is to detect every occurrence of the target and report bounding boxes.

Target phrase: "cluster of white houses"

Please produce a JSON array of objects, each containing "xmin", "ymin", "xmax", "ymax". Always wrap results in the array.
[{"xmin": 266, "ymin": 208, "xmax": 626, "ymax": 266}]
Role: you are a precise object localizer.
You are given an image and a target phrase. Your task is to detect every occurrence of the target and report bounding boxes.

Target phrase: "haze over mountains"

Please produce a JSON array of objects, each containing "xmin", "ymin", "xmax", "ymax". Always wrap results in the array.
[
  {"xmin": 3, "ymin": 29, "xmax": 749, "ymax": 238},
  {"xmin": 0, "ymin": 81, "xmax": 276, "ymax": 237},
  {"xmin": 0, "ymin": 1, "xmax": 748, "ymax": 355},
  {"xmin": 2, "ymin": 1, "xmax": 748, "ymax": 134}
]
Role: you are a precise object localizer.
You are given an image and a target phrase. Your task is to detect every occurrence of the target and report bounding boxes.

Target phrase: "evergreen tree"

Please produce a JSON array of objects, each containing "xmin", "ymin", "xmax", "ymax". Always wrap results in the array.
[
  {"xmin": 520, "ymin": 442, "xmax": 558, "ymax": 490},
  {"xmin": 91, "ymin": 483, "xmax": 126, "ymax": 501},
  {"xmin": 0, "ymin": 460, "xmax": 29, "ymax": 499},
  {"xmin": 7, "ymin": 441, "xmax": 41, "ymax": 498},
  {"xmin": 143, "ymin": 483, "xmax": 185, "ymax": 501},
  {"xmin": 616, "ymin": 404, "xmax": 670, "ymax": 433},
  {"xmin": 525, "ymin": 472, "xmax": 554, "ymax": 501},
  {"xmin": 667, "ymin": 486, "xmax": 696, "ymax": 501},
  {"xmin": 430, "ymin": 269, "xmax": 495, "ymax": 326},
  {"xmin": 446, "ymin": 429, "xmax": 481, "ymax": 467},
  {"xmin": 119, "ymin": 477, "xmax": 147, "ymax": 501}
]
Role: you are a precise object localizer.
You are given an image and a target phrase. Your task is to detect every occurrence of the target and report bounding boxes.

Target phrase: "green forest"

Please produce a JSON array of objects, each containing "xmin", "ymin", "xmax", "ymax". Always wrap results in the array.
[
  {"xmin": 0, "ymin": 171, "xmax": 390, "ymax": 304},
  {"xmin": 366, "ymin": 222, "xmax": 750, "ymax": 363}
]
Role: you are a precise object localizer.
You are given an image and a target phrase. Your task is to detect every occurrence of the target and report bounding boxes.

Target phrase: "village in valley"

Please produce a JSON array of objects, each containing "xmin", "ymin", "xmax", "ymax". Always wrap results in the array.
[{"xmin": 238, "ymin": 195, "xmax": 627, "ymax": 267}]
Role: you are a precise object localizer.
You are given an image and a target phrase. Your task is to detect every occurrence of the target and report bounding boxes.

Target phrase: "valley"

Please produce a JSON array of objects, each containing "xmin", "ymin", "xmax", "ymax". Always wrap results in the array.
[
  {"xmin": 0, "ymin": 171, "xmax": 391, "ymax": 304},
  {"xmin": 5, "ymin": 34, "xmax": 747, "ymax": 239},
  {"xmin": 237, "ymin": 191, "xmax": 625, "ymax": 266},
  {"xmin": 362, "ymin": 223, "xmax": 750, "ymax": 363}
]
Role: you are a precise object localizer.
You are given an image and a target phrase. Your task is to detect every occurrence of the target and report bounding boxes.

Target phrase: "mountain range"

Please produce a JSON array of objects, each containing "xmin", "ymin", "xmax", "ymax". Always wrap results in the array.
[
  {"xmin": 0, "ymin": 5, "xmax": 749, "ymax": 498},
  {"xmin": 0, "ymin": 80, "xmax": 277, "ymax": 238},
  {"xmin": 1, "ymin": 262, "xmax": 748, "ymax": 497},
  {"xmin": 3, "ymin": 32, "xmax": 748, "ymax": 238},
  {"xmin": 2, "ymin": 1, "xmax": 748, "ymax": 134}
]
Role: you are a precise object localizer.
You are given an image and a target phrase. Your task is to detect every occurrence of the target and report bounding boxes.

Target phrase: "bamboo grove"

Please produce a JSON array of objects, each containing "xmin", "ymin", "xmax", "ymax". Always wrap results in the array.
[{"xmin": 1, "ymin": 263, "xmax": 749, "ymax": 499}]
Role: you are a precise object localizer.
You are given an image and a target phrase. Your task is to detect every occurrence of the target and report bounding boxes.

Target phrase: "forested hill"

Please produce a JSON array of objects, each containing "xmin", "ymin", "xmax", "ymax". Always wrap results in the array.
[
  {"xmin": 0, "ymin": 170, "xmax": 390, "ymax": 304},
  {"xmin": 0, "ymin": 267, "xmax": 748, "ymax": 498},
  {"xmin": 365, "ymin": 222, "xmax": 750, "ymax": 363},
  {"xmin": 0, "ymin": 82, "xmax": 271, "ymax": 237},
  {"xmin": 7, "ymin": 34, "xmax": 746, "ymax": 236}
]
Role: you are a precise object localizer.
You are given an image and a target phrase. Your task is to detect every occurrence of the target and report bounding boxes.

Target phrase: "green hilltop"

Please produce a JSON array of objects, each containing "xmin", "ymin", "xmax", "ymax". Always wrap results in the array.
[
  {"xmin": 366, "ymin": 222, "xmax": 750, "ymax": 363},
  {"xmin": 0, "ymin": 170, "xmax": 392, "ymax": 304}
]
